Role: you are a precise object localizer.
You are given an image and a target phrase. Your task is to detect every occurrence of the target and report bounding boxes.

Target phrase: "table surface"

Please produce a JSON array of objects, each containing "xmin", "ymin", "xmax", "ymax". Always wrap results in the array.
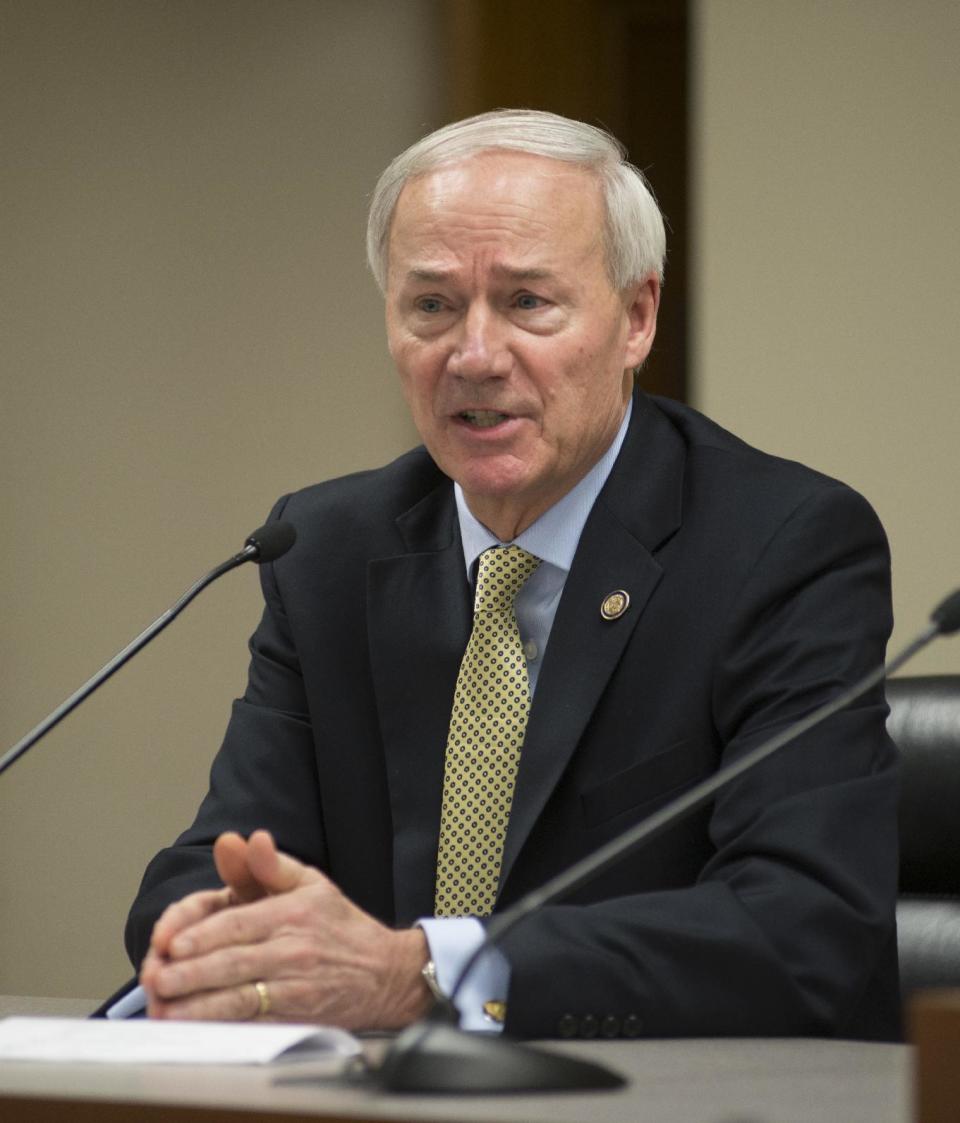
[{"xmin": 0, "ymin": 996, "xmax": 915, "ymax": 1123}]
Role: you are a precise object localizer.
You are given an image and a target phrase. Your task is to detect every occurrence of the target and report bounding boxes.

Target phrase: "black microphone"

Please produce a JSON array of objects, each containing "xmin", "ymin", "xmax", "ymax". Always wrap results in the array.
[
  {"xmin": 244, "ymin": 521, "xmax": 297, "ymax": 563},
  {"xmin": 931, "ymin": 588, "xmax": 960, "ymax": 636},
  {"xmin": 0, "ymin": 522, "xmax": 296, "ymax": 778},
  {"xmin": 374, "ymin": 587, "xmax": 960, "ymax": 1095}
]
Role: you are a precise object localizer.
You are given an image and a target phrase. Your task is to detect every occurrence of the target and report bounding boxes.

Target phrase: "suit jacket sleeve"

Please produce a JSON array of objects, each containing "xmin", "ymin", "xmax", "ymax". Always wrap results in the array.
[
  {"xmin": 126, "ymin": 451, "xmax": 459, "ymax": 969},
  {"xmin": 124, "ymin": 493, "xmax": 329, "ymax": 968}
]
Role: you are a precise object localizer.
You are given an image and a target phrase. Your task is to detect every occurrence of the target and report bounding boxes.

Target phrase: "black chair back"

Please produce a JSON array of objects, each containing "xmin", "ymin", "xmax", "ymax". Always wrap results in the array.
[{"xmin": 887, "ymin": 675, "xmax": 960, "ymax": 998}]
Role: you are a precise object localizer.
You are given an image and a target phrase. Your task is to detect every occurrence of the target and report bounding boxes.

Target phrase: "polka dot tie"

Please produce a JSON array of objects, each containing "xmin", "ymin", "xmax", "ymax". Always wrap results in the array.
[{"xmin": 434, "ymin": 545, "xmax": 542, "ymax": 917}]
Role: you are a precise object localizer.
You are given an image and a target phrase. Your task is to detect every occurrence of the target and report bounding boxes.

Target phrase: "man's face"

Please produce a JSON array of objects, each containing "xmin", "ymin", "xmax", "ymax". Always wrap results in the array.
[{"xmin": 385, "ymin": 151, "xmax": 658, "ymax": 540}]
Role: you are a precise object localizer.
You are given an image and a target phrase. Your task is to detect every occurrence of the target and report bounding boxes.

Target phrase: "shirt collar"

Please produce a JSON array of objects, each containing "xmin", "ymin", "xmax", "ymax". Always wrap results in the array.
[{"xmin": 454, "ymin": 397, "xmax": 633, "ymax": 579}]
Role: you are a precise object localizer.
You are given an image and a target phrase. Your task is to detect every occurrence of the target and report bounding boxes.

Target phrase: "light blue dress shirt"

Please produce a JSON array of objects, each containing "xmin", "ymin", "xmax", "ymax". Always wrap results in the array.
[{"xmin": 418, "ymin": 399, "xmax": 633, "ymax": 1030}]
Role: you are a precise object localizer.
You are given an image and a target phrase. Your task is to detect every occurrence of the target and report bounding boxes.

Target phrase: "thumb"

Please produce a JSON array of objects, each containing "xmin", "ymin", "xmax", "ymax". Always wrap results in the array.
[
  {"xmin": 213, "ymin": 831, "xmax": 265, "ymax": 903},
  {"xmin": 246, "ymin": 828, "xmax": 323, "ymax": 894}
]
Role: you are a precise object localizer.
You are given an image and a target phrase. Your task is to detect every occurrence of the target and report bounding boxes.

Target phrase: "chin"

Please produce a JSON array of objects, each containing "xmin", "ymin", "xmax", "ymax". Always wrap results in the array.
[{"xmin": 457, "ymin": 464, "xmax": 534, "ymax": 501}]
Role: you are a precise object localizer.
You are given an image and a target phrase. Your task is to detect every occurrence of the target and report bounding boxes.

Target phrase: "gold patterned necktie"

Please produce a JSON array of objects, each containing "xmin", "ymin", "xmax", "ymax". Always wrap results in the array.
[{"xmin": 434, "ymin": 545, "xmax": 542, "ymax": 917}]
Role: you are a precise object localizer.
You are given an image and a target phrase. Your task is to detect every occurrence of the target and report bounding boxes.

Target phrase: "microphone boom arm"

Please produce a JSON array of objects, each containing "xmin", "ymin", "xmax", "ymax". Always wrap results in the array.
[
  {"xmin": 451, "ymin": 615, "xmax": 943, "ymax": 1006},
  {"xmin": 377, "ymin": 591, "xmax": 957, "ymax": 1094}
]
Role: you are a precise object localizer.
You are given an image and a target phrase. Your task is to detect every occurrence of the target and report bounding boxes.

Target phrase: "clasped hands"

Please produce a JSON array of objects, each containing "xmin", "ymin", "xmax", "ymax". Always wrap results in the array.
[{"xmin": 140, "ymin": 829, "xmax": 432, "ymax": 1029}]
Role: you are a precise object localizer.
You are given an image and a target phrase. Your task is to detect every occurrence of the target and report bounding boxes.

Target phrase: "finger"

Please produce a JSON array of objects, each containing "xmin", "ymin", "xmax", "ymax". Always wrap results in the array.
[
  {"xmin": 213, "ymin": 831, "xmax": 264, "ymax": 904},
  {"xmin": 139, "ymin": 946, "xmax": 167, "ymax": 997},
  {"xmin": 149, "ymin": 887, "xmax": 232, "ymax": 957},
  {"xmin": 245, "ymin": 829, "xmax": 323, "ymax": 894},
  {"xmin": 166, "ymin": 885, "xmax": 316, "ymax": 960},
  {"xmin": 141, "ymin": 945, "xmax": 188, "ymax": 1018},
  {"xmin": 150, "ymin": 980, "xmax": 265, "ymax": 1023},
  {"xmin": 149, "ymin": 941, "xmax": 271, "ymax": 1001}
]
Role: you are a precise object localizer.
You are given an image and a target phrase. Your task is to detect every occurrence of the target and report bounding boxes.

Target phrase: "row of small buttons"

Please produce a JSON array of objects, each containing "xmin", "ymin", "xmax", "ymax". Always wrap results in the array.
[{"xmin": 556, "ymin": 1013, "xmax": 643, "ymax": 1039}]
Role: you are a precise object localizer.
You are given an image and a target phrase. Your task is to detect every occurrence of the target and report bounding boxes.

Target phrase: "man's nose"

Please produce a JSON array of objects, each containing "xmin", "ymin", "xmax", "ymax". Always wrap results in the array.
[{"xmin": 447, "ymin": 305, "xmax": 510, "ymax": 380}]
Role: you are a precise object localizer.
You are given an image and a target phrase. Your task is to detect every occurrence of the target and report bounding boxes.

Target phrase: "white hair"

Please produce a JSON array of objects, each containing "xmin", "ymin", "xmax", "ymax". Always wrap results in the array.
[{"xmin": 366, "ymin": 108, "xmax": 666, "ymax": 293}]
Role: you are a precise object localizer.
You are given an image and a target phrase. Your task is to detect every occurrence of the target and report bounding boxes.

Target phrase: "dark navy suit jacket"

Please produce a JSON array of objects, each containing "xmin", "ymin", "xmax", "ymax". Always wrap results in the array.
[{"xmin": 126, "ymin": 391, "xmax": 900, "ymax": 1040}]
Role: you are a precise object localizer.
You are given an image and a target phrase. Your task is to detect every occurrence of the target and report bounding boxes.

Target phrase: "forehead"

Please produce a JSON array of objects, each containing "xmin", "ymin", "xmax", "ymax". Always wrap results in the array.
[{"xmin": 386, "ymin": 151, "xmax": 606, "ymax": 279}]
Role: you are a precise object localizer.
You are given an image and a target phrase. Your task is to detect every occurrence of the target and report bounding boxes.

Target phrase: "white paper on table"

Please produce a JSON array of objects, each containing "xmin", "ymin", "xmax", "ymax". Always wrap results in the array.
[{"xmin": 0, "ymin": 1017, "xmax": 362, "ymax": 1066}]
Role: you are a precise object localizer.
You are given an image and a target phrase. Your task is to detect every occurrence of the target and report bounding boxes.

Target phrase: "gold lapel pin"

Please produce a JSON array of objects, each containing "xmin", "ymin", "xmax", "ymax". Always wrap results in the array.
[{"xmin": 600, "ymin": 590, "xmax": 630, "ymax": 620}]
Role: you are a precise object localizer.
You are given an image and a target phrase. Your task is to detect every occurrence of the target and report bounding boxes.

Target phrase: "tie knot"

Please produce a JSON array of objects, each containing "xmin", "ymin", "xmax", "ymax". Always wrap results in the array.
[{"xmin": 474, "ymin": 546, "xmax": 541, "ymax": 614}]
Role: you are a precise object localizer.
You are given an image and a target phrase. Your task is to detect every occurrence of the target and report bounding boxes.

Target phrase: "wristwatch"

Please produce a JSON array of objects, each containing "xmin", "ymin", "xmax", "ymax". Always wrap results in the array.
[{"xmin": 420, "ymin": 958, "xmax": 446, "ymax": 1002}]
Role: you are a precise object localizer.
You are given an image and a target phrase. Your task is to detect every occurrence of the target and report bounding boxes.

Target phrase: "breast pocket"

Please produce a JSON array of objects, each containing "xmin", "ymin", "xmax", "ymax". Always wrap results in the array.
[{"xmin": 579, "ymin": 739, "xmax": 711, "ymax": 828}]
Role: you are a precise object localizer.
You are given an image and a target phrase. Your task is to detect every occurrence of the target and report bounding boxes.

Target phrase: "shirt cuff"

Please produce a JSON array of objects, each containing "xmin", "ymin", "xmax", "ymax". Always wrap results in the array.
[
  {"xmin": 416, "ymin": 916, "xmax": 510, "ymax": 1033},
  {"xmin": 105, "ymin": 984, "xmax": 147, "ymax": 1019}
]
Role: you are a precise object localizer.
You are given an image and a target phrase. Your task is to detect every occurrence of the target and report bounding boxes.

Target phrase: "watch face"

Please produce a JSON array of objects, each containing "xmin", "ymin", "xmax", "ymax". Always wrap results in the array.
[{"xmin": 421, "ymin": 960, "xmax": 445, "ymax": 1000}]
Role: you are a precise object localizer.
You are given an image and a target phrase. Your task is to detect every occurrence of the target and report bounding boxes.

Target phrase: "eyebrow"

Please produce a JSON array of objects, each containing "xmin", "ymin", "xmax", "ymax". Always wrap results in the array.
[{"xmin": 406, "ymin": 264, "xmax": 557, "ymax": 281}]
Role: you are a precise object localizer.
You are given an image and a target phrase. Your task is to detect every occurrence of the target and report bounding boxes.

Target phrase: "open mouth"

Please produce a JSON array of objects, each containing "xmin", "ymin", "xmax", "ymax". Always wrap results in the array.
[{"xmin": 458, "ymin": 410, "xmax": 510, "ymax": 429}]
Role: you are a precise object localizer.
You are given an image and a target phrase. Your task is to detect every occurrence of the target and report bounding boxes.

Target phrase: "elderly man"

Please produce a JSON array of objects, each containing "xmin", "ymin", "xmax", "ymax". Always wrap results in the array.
[{"xmin": 130, "ymin": 110, "xmax": 899, "ymax": 1041}]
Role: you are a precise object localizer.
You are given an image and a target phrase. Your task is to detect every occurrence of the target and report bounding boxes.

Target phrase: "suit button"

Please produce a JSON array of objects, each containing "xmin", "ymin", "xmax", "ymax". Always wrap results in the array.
[
  {"xmin": 580, "ymin": 1014, "xmax": 599, "ymax": 1038},
  {"xmin": 557, "ymin": 1014, "xmax": 578, "ymax": 1039},
  {"xmin": 601, "ymin": 1015, "xmax": 621, "ymax": 1038},
  {"xmin": 623, "ymin": 1013, "xmax": 643, "ymax": 1038}
]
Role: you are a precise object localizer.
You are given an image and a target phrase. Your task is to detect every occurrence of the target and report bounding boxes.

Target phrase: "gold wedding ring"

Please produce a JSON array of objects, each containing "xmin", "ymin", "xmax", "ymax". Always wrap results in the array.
[{"xmin": 253, "ymin": 979, "xmax": 271, "ymax": 1018}]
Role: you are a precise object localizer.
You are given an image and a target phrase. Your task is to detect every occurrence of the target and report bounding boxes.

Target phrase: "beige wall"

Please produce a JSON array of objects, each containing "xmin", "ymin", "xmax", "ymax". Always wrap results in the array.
[
  {"xmin": 0, "ymin": 0, "xmax": 437, "ymax": 997},
  {"xmin": 693, "ymin": 0, "xmax": 960, "ymax": 673}
]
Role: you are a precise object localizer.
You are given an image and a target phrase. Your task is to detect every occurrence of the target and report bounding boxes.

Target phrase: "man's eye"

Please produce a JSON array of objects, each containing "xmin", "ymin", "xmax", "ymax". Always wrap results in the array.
[
  {"xmin": 416, "ymin": 297, "xmax": 445, "ymax": 314},
  {"xmin": 515, "ymin": 293, "xmax": 544, "ymax": 310}
]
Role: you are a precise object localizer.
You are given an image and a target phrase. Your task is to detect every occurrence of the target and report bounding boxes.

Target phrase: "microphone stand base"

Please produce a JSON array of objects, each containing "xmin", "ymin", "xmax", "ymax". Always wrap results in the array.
[{"xmin": 373, "ymin": 1020, "xmax": 626, "ymax": 1094}]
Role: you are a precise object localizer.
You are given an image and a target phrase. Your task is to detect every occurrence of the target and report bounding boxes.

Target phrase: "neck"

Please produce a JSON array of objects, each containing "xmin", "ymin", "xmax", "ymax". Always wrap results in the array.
[{"xmin": 465, "ymin": 497, "xmax": 548, "ymax": 543}]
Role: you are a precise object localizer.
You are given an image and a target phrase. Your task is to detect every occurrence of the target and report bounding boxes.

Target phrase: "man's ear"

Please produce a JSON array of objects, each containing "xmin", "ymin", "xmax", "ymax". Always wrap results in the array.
[{"xmin": 623, "ymin": 273, "xmax": 660, "ymax": 370}]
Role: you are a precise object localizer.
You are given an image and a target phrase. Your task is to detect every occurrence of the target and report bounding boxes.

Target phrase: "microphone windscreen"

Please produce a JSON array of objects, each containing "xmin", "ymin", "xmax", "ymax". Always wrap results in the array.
[
  {"xmin": 931, "ymin": 588, "xmax": 960, "ymax": 636},
  {"xmin": 245, "ymin": 521, "xmax": 297, "ymax": 563}
]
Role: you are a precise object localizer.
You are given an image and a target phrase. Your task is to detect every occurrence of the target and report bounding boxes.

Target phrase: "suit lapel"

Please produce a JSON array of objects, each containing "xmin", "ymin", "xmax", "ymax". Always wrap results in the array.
[
  {"xmin": 499, "ymin": 394, "xmax": 687, "ymax": 892},
  {"xmin": 367, "ymin": 395, "xmax": 688, "ymax": 918},
  {"xmin": 366, "ymin": 481, "xmax": 472, "ymax": 926}
]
